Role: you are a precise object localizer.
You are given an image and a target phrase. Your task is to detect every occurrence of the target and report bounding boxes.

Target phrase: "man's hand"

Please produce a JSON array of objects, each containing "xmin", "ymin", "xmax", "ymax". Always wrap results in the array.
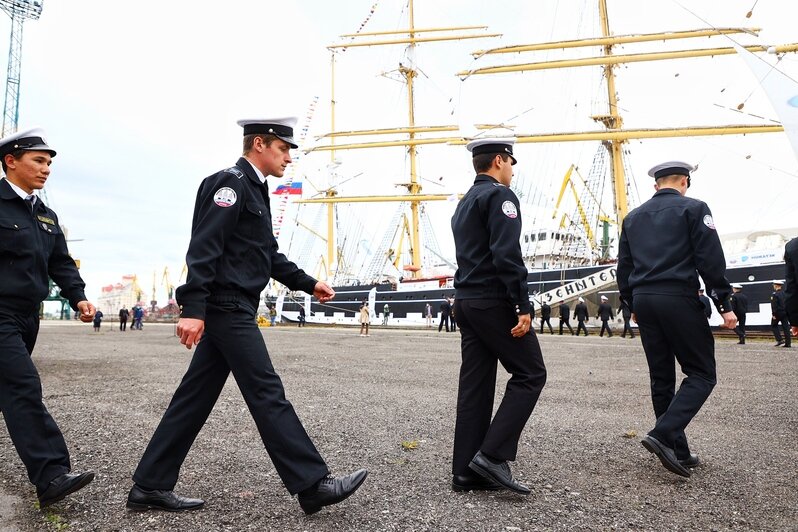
[
  {"xmin": 76, "ymin": 301, "xmax": 96, "ymax": 323},
  {"xmin": 631, "ymin": 312, "xmax": 637, "ymax": 324},
  {"xmin": 791, "ymin": 326, "xmax": 798, "ymax": 338},
  {"xmin": 313, "ymin": 281, "xmax": 335, "ymax": 303},
  {"xmin": 177, "ymin": 318, "xmax": 205, "ymax": 349},
  {"xmin": 720, "ymin": 311, "xmax": 737, "ymax": 330},
  {"xmin": 511, "ymin": 313, "xmax": 532, "ymax": 338}
]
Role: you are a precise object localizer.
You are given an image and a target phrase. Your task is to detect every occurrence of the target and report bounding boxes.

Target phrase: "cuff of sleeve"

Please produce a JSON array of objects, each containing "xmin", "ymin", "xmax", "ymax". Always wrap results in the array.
[
  {"xmin": 515, "ymin": 301, "xmax": 531, "ymax": 315},
  {"xmin": 716, "ymin": 297, "xmax": 732, "ymax": 314},
  {"xmin": 300, "ymin": 277, "xmax": 318, "ymax": 295},
  {"xmin": 69, "ymin": 293, "xmax": 88, "ymax": 312},
  {"xmin": 179, "ymin": 302, "xmax": 206, "ymax": 320}
]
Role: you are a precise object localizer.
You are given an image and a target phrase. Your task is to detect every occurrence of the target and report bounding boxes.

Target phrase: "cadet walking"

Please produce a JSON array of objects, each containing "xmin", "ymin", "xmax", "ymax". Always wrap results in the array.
[
  {"xmin": 785, "ymin": 237, "xmax": 798, "ymax": 338},
  {"xmin": 539, "ymin": 301, "xmax": 554, "ymax": 334},
  {"xmin": 574, "ymin": 297, "xmax": 589, "ymax": 336},
  {"xmin": 450, "ymin": 138, "xmax": 546, "ymax": 495},
  {"xmin": 618, "ymin": 299, "xmax": 635, "ymax": 338},
  {"xmin": 127, "ymin": 117, "xmax": 367, "ymax": 515},
  {"xmin": 770, "ymin": 280, "xmax": 791, "ymax": 347},
  {"xmin": 617, "ymin": 161, "xmax": 736, "ymax": 478},
  {"xmin": 597, "ymin": 295, "xmax": 614, "ymax": 337},
  {"xmin": 730, "ymin": 283, "xmax": 748, "ymax": 344},
  {"xmin": 558, "ymin": 300, "xmax": 574, "ymax": 335},
  {"xmin": 0, "ymin": 128, "xmax": 97, "ymax": 507}
]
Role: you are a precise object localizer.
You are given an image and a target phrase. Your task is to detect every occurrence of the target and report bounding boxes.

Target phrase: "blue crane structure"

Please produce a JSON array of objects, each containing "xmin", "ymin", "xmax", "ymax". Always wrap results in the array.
[{"xmin": 1, "ymin": 0, "xmax": 43, "ymax": 136}]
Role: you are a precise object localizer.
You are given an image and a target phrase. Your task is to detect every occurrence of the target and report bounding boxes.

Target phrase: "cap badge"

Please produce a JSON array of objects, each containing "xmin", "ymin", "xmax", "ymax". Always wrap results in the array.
[
  {"xmin": 501, "ymin": 200, "xmax": 518, "ymax": 219},
  {"xmin": 213, "ymin": 187, "xmax": 237, "ymax": 208}
]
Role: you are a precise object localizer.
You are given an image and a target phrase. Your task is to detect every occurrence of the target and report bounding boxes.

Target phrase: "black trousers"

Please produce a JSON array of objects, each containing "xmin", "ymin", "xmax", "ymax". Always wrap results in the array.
[
  {"xmin": 539, "ymin": 317, "xmax": 553, "ymax": 334},
  {"xmin": 576, "ymin": 320, "xmax": 588, "ymax": 336},
  {"xmin": 634, "ymin": 294, "xmax": 716, "ymax": 458},
  {"xmin": 599, "ymin": 320, "xmax": 613, "ymax": 337},
  {"xmin": 120, "ymin": 318, "xmax": 127, "ymax": 331},
  {"xmin": 559, "ymin": 318, "xmax": 573, "ymax": 335},
  {"xmin": 734, "ymin": 314, "xmax": 746, "ymax": 342},
  {"xmin": 438, "ymin": 314, "xmax": 450, "ymax": 332},
  {"xmin": 452, "ymin": 299, "xmax": 546, "ymax": 475},
  {"xmin": 621, "ymin": 318, "xmax": 635, "ymax": 338},
  {"xmin": 133, "ymin": 303, "xmax": 329, "ymax": 495},
  {"xmin": 0, "ymin": 310, "xmax": 70, "ymax": 492},
  {"xmin": 772, "ymin": 314, "xmax": 791, "ymax": 346}
]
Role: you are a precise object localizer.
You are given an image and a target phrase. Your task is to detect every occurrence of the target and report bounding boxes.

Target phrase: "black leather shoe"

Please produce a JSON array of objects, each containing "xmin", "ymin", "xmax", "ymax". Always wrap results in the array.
[
  {"xmin": 297, "ymin": 469, "xmax": 368, "ymax": 515},
  {"xmin": 783, "ymin": 344, "xmax": 792, "ymax": 348},
  {"xmin": 737, "ymin": 341, "xmax": 745, "ymax": 345},
  {"xmin": 468, "ymin": 451, "xmax": 530, "ymax": 495},
  {"xmin": 775, "ymin": 341, "xmax": 784, "ymax": 346},
  {"xmin": 126, "ymin": 484, "xmax": 204, "ymax": 512},
  {"xmin": 641, "ymin": 435, "xmax": 691, "ymax": 478},
  {"xmin": 451, "ymin": 472, "xmax": 502, "ymax": 492},
  {"xmin": 38, "ymin": 471, "xmax": 95, "ymax": 508},
  {"xmin": 678, "ymin": 453, "xmax": 700, "ymax": 468}
]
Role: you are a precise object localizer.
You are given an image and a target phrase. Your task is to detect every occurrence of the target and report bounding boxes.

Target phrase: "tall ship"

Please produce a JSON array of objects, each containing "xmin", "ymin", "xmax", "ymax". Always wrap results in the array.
[{"xmin": 271, "ymin": 0, "xmax": 797, "ymax": 328}]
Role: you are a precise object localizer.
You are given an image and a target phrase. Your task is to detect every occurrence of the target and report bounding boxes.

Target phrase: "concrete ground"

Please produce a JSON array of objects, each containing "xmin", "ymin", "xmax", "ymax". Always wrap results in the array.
[{"xmin": 0, "ymin": 321, "xmax": 795, "ymax": 531}]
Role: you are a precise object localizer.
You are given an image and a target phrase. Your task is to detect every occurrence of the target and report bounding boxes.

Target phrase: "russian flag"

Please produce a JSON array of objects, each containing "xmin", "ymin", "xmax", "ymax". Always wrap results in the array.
[{"xmin": 272, "ymin": 182, "xmax": 302, "ymax": 196}]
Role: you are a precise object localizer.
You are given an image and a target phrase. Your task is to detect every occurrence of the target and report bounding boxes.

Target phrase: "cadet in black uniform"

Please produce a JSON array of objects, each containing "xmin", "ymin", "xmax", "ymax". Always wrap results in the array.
[
  {"xmin": 450, "ymin": 138, "xmax": 546, "ymax": 495},
  {"xmin": 785, "ymin": 237, "xmax": 798, "ymax": 339},
  {"xmin": 617, "ymin": 160, "xmax": 736, "ymax": 478},
  {"xmin": 770, "ymin": 280, "xmax": 791, "ymax": 347},
  {"xmin": 730, "ymin": 283, "xmax": 748, "ymax": 344},
  {"xmin": 698, "ymin": 288, "xmax": 712, "ymax": 319},
  {"xmin": 558, "ymin": 300, "xmax": 574, "ymax": 335},
  {"xmin": 618, "ymin": 299, "xmax": 635, "ymax": 338},
  {"xmin": 539, "ymin": 301, "xmax": 553, "ymax": 334},
  {"xmin": 574, "ymin": 297, "xmax": 589, "ymax": 336},
  {"xmin": 597, "ymin": 295, "xmax": 614, "ymax": 337},
  {"xmin": 127, "ymin": 118, "xmax": 367, "ymax": 514},
  {"xmin": 0, "ymin": 128, "xmax": 97, "ymax": 507}
]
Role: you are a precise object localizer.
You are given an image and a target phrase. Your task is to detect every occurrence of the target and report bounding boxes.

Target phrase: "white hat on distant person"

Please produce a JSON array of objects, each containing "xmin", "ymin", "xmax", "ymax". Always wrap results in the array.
[
  {"xmin": 600, "ymin": 295, "xmax": 608, "ymax": 301},
  {"xmin": 773, "ymin": 279, "xmax": 784, "ymax": 285},
  {"xmin": 578, "ymin": 297, "xmax": 584, "ymax": 302},
  {"xmin": 236, "ymin": 117, "xmax": 298, "ymax": 148},
  {"xmin": 731, "ymin": 283, "xmax": 743, "ymax": 289}
]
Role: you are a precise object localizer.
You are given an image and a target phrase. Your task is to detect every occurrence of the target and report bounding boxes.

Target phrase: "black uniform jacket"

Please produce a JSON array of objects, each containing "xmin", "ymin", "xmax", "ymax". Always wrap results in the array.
[
  {"xmin": 730, "ymin": 292, "xmax": 748, "ymax": 318},
  {"xmin": 771, "ymin": 290, "xmax": 787, "ymax": 317},
  {"xmin": 785, "ymin": 237, "xmax": 798, "ymax": 324},
  {"xmin": 451, "ymin": 174, "xmax": 530, "ymax": 315},
  {"xmin": 0, "ymin": 179, "xmax": 86, "ymax": 313},
  {"xmin": 617, "ymin": 188, "xmax": 731, "ymax": 314},
  {"xmin": 597, "ymin": 302, "xmax": 614, "ymax": 321},
  {"xmin": 176, "ymin": 158, "xmax": 317, "ymax": 319},
  {"xmin": 559, "ymin": 304, "xmax": 570, "ymax": 320},
  {"xmin": 541, "ymin": 302, "xmax": 551, "ymax": 319},
  {"xmin": 574, "ymin": 302, "xmax": 589, "ymax": 321}
]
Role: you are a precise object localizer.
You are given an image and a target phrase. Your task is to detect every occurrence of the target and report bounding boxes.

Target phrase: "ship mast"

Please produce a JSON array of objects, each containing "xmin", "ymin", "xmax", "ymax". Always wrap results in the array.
[
  {"xmin": 456, "ymin": 2, "xmax": 798, "ymax": 233},
  {"xmin": 304, "ymin": 1, "xmax": 498, "ymax": 279}
]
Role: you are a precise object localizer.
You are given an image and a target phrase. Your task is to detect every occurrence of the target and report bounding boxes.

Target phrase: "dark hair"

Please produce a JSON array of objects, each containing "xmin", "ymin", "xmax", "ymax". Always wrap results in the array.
[
  {"xmin": 473, "ymin": 152, "xmax": 510, "ymax": 173},
  {"xmin": 1, "ymin": 149, "xmax": 26, "ymax": 173},
  {"xmin": 243, "ymin": 134, "xmax": 278, "ymax": 155}
]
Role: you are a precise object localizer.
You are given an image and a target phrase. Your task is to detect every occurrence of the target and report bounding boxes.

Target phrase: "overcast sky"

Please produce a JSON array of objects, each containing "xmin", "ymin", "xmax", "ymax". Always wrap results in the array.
[{"xmin": 4, "ymin": 0, "xmax": 796, "ymax": 306}]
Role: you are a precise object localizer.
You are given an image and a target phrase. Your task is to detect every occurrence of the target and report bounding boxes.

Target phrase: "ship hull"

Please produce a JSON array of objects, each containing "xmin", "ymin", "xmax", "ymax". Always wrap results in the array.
[{"xmin": 277, "ymin": 262, "xmax": 786, "ymax": 329}]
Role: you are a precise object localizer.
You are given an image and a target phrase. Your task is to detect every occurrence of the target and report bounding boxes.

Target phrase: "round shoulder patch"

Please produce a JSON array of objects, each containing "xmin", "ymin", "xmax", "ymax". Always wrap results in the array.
[
  {"xmin": 214, "ymin": 187, "xmax": 237, "ymax": 207},
  {"xmin": 501, "ymin": 200, "xmax": 518, "ymax": 219},
  {"xmin": 703, "ymin": 214, "xmax": 715, "ymax": 230}
]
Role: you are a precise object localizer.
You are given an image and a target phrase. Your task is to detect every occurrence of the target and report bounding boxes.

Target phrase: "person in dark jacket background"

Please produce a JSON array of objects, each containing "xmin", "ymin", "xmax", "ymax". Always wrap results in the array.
[
  {"xmin": 770, "ymin": 280, "xmax": 791, "ymax": 347},
  {"xmin": 785, "ymin": 237, "xmax": 798, "ymax": 339},
  {"xmin": 597, "ymin": 295, "xmax": 614, "ymax": 337},
  {"xmin": 558, "ymin": 300, "xmax": 574, "ymax": 335},
  {"xmin": 574, "ymin": 297, "xmax": 589, "ymax": 336},
  {"xmin": 618, "ymin": 299, "xmax": 635, "ymax": 338},
  {"xmin": 540, "ymin": 301, "xmax": 553, "ymax": 334},
  {"xmin": 730, "ymin": 283, "xmax": 748, "ymax": 344}
]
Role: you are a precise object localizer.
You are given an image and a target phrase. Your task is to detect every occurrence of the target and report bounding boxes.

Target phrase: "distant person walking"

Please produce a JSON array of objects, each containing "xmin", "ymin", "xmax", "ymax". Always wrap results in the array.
[
  {"xmin": 359, "ymin": 302, "xmax": 370, "ymax": 337},
  {"xmin": 93, "ymin": 309, "xmax": 104, "ymax": 332},
  {"xmin": 574, "ymin": 297, "xmax": 589, "ymax": 336},
  {"xmin": 382, "ymin": 303, "xmax": 390, "ymax": 326},
  {"xmin": 298, "ymin": 305, "xmax": 306, "ymax": 327},
  {"xmin": 558, "ymin": 300, "xmax": 574, "ymax": 335},
  {"xmin": 730, "ymin": 283, "xmax": 748, "ymax": 344},
  {"xmin": 449, "ymin": 297, "xmax": 457, "ymax": 332},
  {"xmin": 770, "ymin": 280, "xmax": 791, "ymax": 348},
  {"xmin": 597, "ymin": 295, "xmax": 614, "ymax": 337},
  {"xmin": 119, "ymin": 306, "xmax": 129, "ymax": 331},
  {"xmin": 618, "ymin": 299, "xmax": 635, "ymax": 338},
  {"xmin": 132, "ymin": 305, "xmax": 144, "ymax": 330},
  {"xmin": 539, "ymin": 301, "xmax": 553, "ymax": 334},
  {"xmin": 0, "ymin": 127, "xmax": 97, "ymax": 507},
  {"xmin": 438, "ymin": 298, "xmax": 451, "ymax": 332},
  {"xmin": 269, "ymin": 305, "xmax": 277, "ymax": 327},
  {"xmin": 425, "ymin": 302, "xmax": 433, "ymax": 328}
]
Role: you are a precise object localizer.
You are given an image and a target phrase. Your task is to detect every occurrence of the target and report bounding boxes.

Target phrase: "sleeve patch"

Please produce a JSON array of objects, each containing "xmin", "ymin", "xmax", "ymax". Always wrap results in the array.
[
  {"xmin": 501, "ymin": 200, "xmax": 518, "ymax": 219},
  {"xmin": 703, "ymin": 214, "xmax": 716, "ymax": 230},
  {"xmin": 213, "ymin": 187, "xmax": 238, "ymax": 207}
]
